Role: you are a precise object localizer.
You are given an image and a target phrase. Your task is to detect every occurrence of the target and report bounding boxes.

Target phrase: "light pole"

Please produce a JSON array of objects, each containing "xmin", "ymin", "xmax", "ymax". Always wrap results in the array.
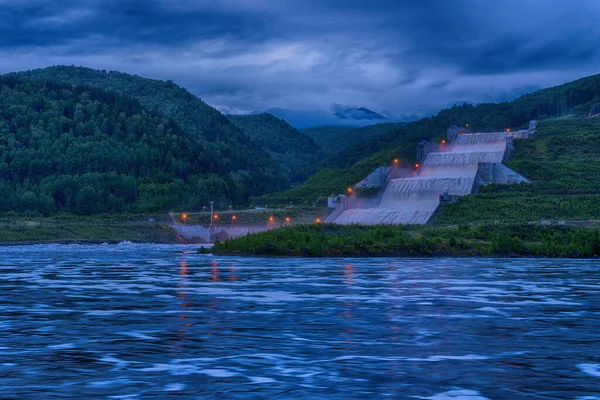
[{"xmin": 210, "ymin": 201, "xmax": 214, "ymax": 227}]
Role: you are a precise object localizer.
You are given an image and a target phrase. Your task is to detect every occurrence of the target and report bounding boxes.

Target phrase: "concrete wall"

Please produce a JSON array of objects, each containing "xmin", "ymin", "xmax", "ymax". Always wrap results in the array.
[
  {"xmin": 171, "ymin": 224, "xmax": 277, "ymax": 243},
  {"xmin": 476, "ymin": 163, "xmax": 529, "ymax": 187},
  {"xmin": 356, "ymin": 166, "xmax": 390, "ymax": 188}
]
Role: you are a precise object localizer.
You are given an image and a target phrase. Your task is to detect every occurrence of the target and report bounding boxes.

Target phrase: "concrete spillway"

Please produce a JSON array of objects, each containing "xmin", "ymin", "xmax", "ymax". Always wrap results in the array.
[{"xmin": 332, "ymin": 131, "xmax": 513, "ymax": 225}]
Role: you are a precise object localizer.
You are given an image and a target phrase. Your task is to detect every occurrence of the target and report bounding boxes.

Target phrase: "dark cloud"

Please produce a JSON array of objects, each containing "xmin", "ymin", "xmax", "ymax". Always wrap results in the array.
[
  {"xmin": 0, "ymin": 0, "xmax": 273, "ymax": 49},
  {"xmin": 0, "ymin": 0, "xmax": 599, "ymax": 115}
]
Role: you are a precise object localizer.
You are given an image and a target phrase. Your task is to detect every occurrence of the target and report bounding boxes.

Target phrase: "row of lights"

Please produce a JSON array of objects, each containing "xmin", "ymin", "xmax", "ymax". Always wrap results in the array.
[
  {"xmin": 181, "ymin": 213, "xmax": 324, "ymax": 224},
  {"xmin": 391, "ymin": 157, "xmax": 421, "ymax": 170}
]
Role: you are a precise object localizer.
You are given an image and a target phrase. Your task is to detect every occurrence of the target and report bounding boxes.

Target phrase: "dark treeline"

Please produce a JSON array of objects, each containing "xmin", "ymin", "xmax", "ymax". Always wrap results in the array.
[
  {"xmin": 0, "ymin": 76, "xmax": 271, "ymax": 214},
  {"xmin": 210, "ymin": 224, "xmax": 600, "ymax": 258},
  {"xmin": 301, "ymin": 123, "xmax": 405, "ymax": 155},
  {"xmin": 228, "ymin": 113, "xmax": 323, "ymax": 182}
]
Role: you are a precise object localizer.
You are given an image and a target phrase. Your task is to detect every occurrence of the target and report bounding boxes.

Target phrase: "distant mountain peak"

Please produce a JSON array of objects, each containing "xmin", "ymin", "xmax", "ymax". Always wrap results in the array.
[{"xmin": 334, "ymin": 107, "xmax": 388, "ymax": 121}]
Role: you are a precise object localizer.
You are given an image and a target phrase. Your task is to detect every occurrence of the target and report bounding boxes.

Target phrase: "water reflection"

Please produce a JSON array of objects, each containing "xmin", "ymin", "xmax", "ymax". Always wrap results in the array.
[
  {"xmin": 230, "ymin": 263, "xmax": 237, "ymax": 282},
  {"xmin": 211, "ymin": 260, "xmax": 219, "ymax": 282},
  {"xmin": 0, "ymin": 245, "xmax": 598, "ymax": 399},
  {"xmin": 343, "ymin": 264, "xmax": 355, "ymax": 286},
  {"xmin": 175, "ymin": 256, "xmax": 191, "ymax": 354}
]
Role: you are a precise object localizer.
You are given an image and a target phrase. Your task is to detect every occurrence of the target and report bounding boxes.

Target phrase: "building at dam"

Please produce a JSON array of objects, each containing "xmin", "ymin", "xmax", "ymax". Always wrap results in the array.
[{"xmin": 326, "ymin": 124, "xmax": 533, "ymax": 225}]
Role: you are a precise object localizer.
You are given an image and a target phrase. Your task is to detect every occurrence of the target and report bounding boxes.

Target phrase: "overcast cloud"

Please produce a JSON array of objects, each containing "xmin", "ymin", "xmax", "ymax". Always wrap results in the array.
[{"xmin": 1, "ymin": 0, "xmax": 599, "ymax": 115}]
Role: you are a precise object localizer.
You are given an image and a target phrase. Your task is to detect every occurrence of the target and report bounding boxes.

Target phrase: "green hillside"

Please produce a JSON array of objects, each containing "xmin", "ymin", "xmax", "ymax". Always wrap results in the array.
[
  {"xmin": 436, "ymin": 116, "xmax": 600, "ymax": 223},
  {"xmin": 263, "ymin": 72, "xmax": 600, "ymax": 204},
  {"xmin": 301, "ymin": 126, "xmax": 355, "ymax": 151},
  {"xmin": 0, "ymin": 76, "xmax": 272, "ymax": 215},
  {"xmin": 13, "ymin": 66, "xmax": 289, "ymax": 195},
  {"xmin": 301, "ymin": 123, "xmax": 404, "ymax": 153},
  {"xmin": 301, "ymin": 123, "xmax": 406, "ymax": 167},
  {"xmin": 228, "ymin": 113, "xmax": 322, "ymax": 182}
]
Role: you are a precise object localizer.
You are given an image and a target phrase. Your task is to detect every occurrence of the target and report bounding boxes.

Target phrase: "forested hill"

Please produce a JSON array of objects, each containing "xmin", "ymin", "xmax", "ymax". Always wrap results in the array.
[
  {"xmin": 13, "ymin": 66, "xmax": 289, "ymax": 194},
  {"xmin": 0, "ymin": 76, "xmax": 273, "ymax": 215},
  {"xmin": 262, "ymin": 72, "xmax": 600, "ymax": 204},
  {"xmin": 228, "ymin": 113, "xmax": 322, "ymax": 182},
  {"xmin": 436, "ymin": 117, "xmax": 600, "ymax": 224},
  {"xmin": 301, "ymin": 123, "xmax": 404, "ymax": 154}
]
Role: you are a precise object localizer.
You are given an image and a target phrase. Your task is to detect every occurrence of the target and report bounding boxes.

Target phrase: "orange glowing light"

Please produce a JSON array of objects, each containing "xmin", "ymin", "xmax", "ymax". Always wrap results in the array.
[
  {"xmin": 180, "ymin": 213, "xmax": 188, "ymax": 221},
  {"xmin": 347, "ymin": 187, "xmax": 353, "ymax": 194},
  {"xmin": 269, "ymin": 216, "xmax": 275, "ymax": 222},
  {"xmin": 393, "ymin": 158, "xmax": 400, "ymax": 165},
  {"xmin": 316, "ymin": 218, "xmax": 322, "ymax": 224},
  {"xmin": 285, "ymin": 217, "xmax": 291, "ymax": 223},
  {"xmin": 466, "ymin": 124, "xmax": 469, "ymax": 127},
  {"xmin": 213, "ymin": 214, "xmax": 219, "ymax": 220},
  {"xmin": 506, "ymin": 128, "xmax": 511, "ymax": 132},
  {"xmin": 232, "ymin": 215, "xmax": 237, "ymax": 221},
  {"xmin": 441, "ymin": 140, "xmax": 447, "ymax": 144},
  {"xmin": 415, "ymin": 163, "xmax": 420, "ymax": 168}
]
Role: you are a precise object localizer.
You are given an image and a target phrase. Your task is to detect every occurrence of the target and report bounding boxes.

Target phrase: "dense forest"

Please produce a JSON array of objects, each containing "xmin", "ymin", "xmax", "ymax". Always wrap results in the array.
[
  {"xmin": 14, "ymin": 66, "xmax": 289, "ymax": 195},
  {"xmin": 228, "ymin": 113, "xmax": 322, "ymax": 182},
  {"xmin": 3, "ymin": 65, "xmax": 600, "ymax": 217},
  {"xmin": 301, "ymin": 126, "xmax": 355, "ymax": 151},
  {"xmin": 301, "ymin": 123, "xmax": 404, "ymax": 154},
  {"xmin": 263, "ymin": 72, "xmax": 600, "ymax": 204},
  {"xmin": 0, "ymin": 76, "xmax": 277, "ymax": 214}
]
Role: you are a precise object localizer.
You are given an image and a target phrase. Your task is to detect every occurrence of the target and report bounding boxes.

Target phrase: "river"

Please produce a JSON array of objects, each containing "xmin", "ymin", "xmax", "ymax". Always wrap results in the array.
[{"xmin": 0, "ymin": 244, "xmax": 599, "ymax": 398}]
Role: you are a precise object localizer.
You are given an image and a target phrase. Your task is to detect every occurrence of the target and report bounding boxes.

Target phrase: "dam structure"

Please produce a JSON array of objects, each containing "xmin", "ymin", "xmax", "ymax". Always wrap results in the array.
[{"xmin": 329, "ymin": 129, "xmax": 530, "ymax": 225}]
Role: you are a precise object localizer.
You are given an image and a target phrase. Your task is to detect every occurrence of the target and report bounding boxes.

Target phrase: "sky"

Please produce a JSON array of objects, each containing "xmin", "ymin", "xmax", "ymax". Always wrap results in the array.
[{"xmin": 1, "ymin": 0, "xmax": 600, "ymax": 117}]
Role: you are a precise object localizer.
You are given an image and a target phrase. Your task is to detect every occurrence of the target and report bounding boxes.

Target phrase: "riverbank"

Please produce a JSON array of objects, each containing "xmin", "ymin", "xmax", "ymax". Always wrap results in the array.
[
  {"xmin": 206, "ymin": 223, "xmax": 600, "ymax": 258},
  {"xmin": 0, "ymin": 215, "xmax": 179, "ymax": 244},
  {"xmin": 0, "ymin": 207, "xmax": 328, "ymax": 245}
]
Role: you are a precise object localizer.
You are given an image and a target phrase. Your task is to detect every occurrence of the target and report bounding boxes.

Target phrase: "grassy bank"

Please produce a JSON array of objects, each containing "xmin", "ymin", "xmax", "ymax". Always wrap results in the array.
[
  {"xmin": 207, "ymin": 224, "xmax": 600, "ymax": 258},
  {"xmin": 436, "ymin": 117, "xmax": 600, "ymax": 224},
  {"xmin": 0, "ymin": 214, "xmax": 178, "ymax": 244}
]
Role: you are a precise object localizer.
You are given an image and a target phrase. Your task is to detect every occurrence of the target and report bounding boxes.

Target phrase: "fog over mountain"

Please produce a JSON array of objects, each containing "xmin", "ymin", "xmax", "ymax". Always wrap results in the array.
[{"xmin": 254, "ymin": 106, "xmax": 419, "ymax": 129}]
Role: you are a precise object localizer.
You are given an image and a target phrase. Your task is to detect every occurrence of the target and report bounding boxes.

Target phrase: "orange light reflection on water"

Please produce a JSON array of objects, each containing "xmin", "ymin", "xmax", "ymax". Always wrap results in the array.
[{"xmin": 211, "ymin": 260, "xmax": 219, "ymax": 282}]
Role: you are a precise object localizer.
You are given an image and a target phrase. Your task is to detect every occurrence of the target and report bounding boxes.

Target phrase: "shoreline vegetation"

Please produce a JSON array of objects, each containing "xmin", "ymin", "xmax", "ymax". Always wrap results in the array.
[
  {"xmin": 0, "ymin": 215, "xmax": 180, "ymax": 244},
  {"xmin": 205, "ymin": 224, "xmax": 600, "ymax": 258}
]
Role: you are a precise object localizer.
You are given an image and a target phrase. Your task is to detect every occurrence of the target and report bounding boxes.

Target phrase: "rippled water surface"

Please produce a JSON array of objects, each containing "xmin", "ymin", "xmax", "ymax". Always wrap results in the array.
[{"xmin": 1, "ymin": 244, "xmax": 599, "ymax": 399}]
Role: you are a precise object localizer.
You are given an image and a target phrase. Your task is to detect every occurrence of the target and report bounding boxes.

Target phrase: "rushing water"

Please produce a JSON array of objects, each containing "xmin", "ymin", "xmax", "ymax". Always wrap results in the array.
[
  {"xmin": 1, "ymin": 244, "xmax": 600, "ymax": 399},
  {"xmin": 334, "ymin": 132, "xmax": 511, "ymax": 226}
]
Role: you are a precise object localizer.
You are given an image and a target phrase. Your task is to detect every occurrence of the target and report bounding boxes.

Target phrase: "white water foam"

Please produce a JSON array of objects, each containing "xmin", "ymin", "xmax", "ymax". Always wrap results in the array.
[
  {"xmin": 334, "ymin": 132, "xmax": 509, "ymax": 225},
  {"xmin": 416, "ymin": 389, "xmax": 491, "ymax": 399},
  {"xmin": 164, "ymin": 383, "xmax": 187, "ymax": 391},
  {"xmin": 578, "ymin": 364, "xmax": 600, "ymax": 377},
  {"xmin": 248, "ymin": 376, "xmax": 277, "ymax": 384}
]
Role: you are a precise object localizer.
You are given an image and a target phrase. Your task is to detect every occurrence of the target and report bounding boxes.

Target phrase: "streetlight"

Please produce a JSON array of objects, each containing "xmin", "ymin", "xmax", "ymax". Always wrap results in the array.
[
  {"xmin": 393, "ymin": 158, "xmax": 400, "ymax": 165},
  {"xmin": 347, "ymin": 187, "xmax": 353, "ymax": 194},
  {"xmin": 316, "ymin": 218, "xmax": 322, "ymax": 224},
  {"xmin": 285, "ymin": 217, "xmax": 291, "ymax": 224}
]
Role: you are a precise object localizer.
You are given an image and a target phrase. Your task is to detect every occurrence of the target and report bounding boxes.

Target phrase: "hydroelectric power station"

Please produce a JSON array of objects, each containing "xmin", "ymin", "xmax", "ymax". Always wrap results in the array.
[{"xmin": 326, "ymin": 122, "xmax": 535, "ymax": 225}]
